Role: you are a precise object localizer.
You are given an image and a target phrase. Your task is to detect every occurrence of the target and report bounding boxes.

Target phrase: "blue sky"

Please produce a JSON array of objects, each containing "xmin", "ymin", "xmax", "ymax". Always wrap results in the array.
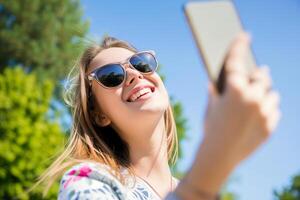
[{"xmin": 80, "ymin": 1, "xmax": 300, "ymax": 199}]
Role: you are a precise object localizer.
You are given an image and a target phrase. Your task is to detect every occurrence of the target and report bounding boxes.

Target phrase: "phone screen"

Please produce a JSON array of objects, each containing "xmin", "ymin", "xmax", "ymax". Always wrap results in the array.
[{"xmin": 184, "ymin": 0, "xmax": 256, "ymax": 93}]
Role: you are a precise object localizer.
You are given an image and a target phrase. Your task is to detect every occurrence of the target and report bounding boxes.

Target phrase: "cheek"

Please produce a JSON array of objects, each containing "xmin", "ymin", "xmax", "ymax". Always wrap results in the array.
[
  {"xmin": 154, "ymin": 75, "xmax": 170, "ymax": 107},
  {"xmin": 92, "ymin": 85, "xmax": 122, "ymax": 115},
  {"xmin": 161, "ymin": 85, "xmax": 170, "ymax": 106},
  {"xmin": 155, "ymin": 74, "xmax": 169, "ymax": 96}
]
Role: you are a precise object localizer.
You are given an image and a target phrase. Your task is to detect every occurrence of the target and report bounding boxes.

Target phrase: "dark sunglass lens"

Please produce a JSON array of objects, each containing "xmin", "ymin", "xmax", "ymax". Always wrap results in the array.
[
  {"xmin": 95, "ymin": 64, "xmax": 125, "ymax": 87},
  {"xmin": 129, "ymin": 52, "xmax": 157, "ymax": 73}
]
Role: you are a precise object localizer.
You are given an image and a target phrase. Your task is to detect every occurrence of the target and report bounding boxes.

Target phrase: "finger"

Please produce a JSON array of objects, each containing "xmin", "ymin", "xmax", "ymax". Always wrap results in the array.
[
  {"xmin": 246, "ymin": 67, "xmax": 273, "ymax": 101},
  {"xmin": 267, "ymin": 109, "xmax": 281, "ymax": 133},
  {"xmin": 245, "ymin": 81, "xmax": 266, "ymax": 102},
  {"xmin": 225, "ymin": 32, "xmax": 251, "ymax": 74},
  {"xmin": 207, "ymin": 82, "xmax": 218, "ymax": 104},
  {"xmin": 208, "ymin": 82, "xmax": 217, "ymax": 95},
  {"xmin": 261, "ymin": 91, "xmax": 280, "ymax": 117},
  {"xmin": 249, "ymin": 65, "xmax": 272, "ymax": 90},
  {"xmin": 224, "ymin": 32, "xmax": 251, "ymax": 92},
  {"xmin": 261, "ymin": 91, "xmax": 281, "ymax": 133},
  {"xmin": 226, "ymin": 72, "xmax": 249, "ymax": 95},
  {"xmin": 205, "ymin": 82, "xmax": 218, "ymax": 120}
]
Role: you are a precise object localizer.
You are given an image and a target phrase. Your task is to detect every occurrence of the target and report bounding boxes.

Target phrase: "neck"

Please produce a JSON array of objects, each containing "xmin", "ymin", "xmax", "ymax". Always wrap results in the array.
[
  {"xmin": 127, "ymin": 116, "xmax": 171, "ymax": 180},
  {"xmin": 118, "ymin": 113, "xmax": 176, "ymax": 199}
]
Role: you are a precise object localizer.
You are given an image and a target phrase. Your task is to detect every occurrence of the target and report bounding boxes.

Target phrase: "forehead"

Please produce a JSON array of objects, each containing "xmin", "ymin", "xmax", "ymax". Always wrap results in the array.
[{"xmin": 89, "ymin": 47, "xmax": 135, "ymax": 72}]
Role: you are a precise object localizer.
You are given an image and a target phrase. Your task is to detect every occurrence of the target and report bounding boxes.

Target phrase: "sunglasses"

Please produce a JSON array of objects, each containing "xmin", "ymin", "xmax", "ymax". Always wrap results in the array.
[{"xmin": 87, "ymin": 50, "xmax": 158, "ymax": 88}]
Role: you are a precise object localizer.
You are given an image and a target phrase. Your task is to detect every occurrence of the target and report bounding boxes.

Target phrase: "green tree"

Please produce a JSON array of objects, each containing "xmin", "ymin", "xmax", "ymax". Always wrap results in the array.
[
  {"xmin": 0, "ymin": 0, "xmax": 89, "ymax": 81},
  {"xmin": 156, "ymin": 65, "xmax": 188, "ymax": 175},
  {"xmin": 169, "ymin": 97, "xmax": 188, "ymax": 175},
  {"xmin": 221, "ymin": 190, "xmax": 238, "ymax": 200},
  {"xmin": 274, "ymin": 173, "xmax": 300, "ymax": 200},
  {"xmin": 0, "ymin": 67, "xmax": 65, "ymax": 199},
  {"xmin": 0, "ymin": 0, "xmax": 189, "ymax": 197}
]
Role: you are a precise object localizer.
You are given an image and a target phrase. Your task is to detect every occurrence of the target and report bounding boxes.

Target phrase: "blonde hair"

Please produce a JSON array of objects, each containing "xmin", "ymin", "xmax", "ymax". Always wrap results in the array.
[{"xmin": 33, "ymin": 36, "xmax": 178, "ymax": 197}]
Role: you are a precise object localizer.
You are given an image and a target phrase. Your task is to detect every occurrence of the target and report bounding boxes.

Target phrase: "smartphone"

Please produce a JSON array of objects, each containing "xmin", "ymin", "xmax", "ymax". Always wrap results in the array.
[{"xmin": 183, "ymin": 0, "xmax": 257, "ymax": 94}]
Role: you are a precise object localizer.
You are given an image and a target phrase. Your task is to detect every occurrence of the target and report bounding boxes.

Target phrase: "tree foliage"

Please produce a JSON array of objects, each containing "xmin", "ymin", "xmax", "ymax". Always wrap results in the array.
[
  {"xmin": 274, "ymin": 173, "xmax": 300, "ymax": 200},
  {"xmin": 0, "ymin": 67, "xmax": 65, "ymax": 199},
  {"xmin": 0, "ymin": 0, "xmax": 89, "ymax": 80},
  {"xmin": 169, "ymin": 96, "xmax": 188, "ymax": 174},
  {"xmin": 156, "ymin": 65, "xmax": 188, "ymax": 175},
  {"xmin": 221, "ymin": 191, "xmax": 238, "ymax": 200},
  {"xmin": 0, "ymin": 0, "xmax": 190, "ymax": 198}
]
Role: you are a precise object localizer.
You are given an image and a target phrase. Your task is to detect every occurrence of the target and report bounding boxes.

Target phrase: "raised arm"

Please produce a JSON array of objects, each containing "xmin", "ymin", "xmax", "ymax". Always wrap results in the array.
[{"xmin": 174, "ymin": 32, "xmax": 281, "ymax": 200}]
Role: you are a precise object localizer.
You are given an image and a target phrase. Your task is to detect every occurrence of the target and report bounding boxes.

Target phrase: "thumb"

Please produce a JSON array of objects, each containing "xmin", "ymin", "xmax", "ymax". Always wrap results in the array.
[
  {"xmin": 207, "ymin": 82, "xmax": 217, "ymax": 105},
  {"xmin": 204, "ymin": 82, "xmax": 217, "ymax": 122},
  {"xmin": 208, "ymin": 82, "xmax": 217, "ymax": 97}
]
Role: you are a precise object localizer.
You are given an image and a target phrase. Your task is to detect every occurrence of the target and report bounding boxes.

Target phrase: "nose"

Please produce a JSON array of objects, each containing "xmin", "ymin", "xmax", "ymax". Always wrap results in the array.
[{"xmin": 123, "ymin": 63, "xmax": 143, "ymax": 86}]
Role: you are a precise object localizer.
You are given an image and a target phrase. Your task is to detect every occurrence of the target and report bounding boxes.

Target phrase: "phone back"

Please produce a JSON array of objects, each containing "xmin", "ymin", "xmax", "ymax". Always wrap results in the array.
[{"xmin": 184, "ymin": 0, "xmax": 256, "ymax": 83}]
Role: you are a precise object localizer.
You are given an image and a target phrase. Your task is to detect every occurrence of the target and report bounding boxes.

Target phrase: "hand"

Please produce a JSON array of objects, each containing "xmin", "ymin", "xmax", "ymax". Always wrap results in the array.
[
  {"xmin": 175, "ymin": 32, "xmax": 281, "ymax": 200},
  {"xmin": 203, "ymin": 32, "xmax": 281, "ymax": 167}
]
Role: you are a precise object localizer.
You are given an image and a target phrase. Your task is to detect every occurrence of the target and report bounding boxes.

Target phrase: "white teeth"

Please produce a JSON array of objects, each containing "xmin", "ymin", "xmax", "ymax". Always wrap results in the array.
[{"xmin": 129, "ymin": 88, "xmax": 151, "ymax": 102}]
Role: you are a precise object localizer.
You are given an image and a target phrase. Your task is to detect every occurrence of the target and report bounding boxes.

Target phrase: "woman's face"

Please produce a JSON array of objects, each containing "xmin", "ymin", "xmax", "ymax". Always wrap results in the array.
[{"xmin": 87, "ymin": 47, "xmax": 169, "ymax": 138}]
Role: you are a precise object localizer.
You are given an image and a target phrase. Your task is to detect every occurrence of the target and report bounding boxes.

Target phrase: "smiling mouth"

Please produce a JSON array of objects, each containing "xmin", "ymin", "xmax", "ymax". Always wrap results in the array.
[{"xmin": 127, "ymin": 87, "xmax": 155, "ymax": 102}]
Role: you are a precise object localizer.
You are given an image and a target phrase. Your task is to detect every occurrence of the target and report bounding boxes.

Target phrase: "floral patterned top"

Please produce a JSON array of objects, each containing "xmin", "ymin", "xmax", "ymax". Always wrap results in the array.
[{"xmin": 58, "ymin": 162, "xmax": 181, "ymax": 200}]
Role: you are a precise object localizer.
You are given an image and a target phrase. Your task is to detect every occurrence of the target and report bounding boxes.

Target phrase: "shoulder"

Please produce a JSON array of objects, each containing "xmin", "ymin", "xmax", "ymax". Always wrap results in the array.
[{"xmin": 58, "ymin": 162, "xmax": 126, "ymax": 200}]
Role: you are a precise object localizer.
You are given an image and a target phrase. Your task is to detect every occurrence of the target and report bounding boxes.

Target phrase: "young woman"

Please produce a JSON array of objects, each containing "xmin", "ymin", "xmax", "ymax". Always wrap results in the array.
[{"xmin": 37, "ymin": 32, "xmax": 280, "ymax": 200}]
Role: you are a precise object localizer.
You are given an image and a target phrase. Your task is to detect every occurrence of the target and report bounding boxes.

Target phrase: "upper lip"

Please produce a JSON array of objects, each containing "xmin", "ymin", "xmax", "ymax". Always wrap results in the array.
[{"xmin": 126, "ymin": 84, "xmax": 154, "ymax": 102}]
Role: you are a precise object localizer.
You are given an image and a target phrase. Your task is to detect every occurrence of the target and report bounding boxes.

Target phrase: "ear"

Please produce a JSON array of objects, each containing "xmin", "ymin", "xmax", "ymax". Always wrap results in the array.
[{"xmin": 94, "ymin": 113, "xmax": 111, "ymax": 127}]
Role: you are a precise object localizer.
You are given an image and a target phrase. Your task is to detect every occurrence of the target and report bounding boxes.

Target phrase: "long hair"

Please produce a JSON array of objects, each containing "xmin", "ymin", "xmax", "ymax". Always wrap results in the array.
[{"xmin": 33, "ymin": 36, "xmax": 178, "ymax": 196}]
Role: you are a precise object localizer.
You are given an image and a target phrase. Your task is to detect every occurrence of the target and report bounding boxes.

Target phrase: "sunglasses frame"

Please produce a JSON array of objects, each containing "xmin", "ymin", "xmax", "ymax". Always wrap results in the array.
[{"xmin": 87, "ymin": 50, "xmax": 158, "ymax": 89}]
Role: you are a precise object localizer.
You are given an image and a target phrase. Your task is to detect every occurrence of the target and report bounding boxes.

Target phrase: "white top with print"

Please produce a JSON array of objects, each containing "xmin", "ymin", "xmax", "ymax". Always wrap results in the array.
[{"xmin": 58, "ymin": 162, "xmax": 181, "ymax": 200}]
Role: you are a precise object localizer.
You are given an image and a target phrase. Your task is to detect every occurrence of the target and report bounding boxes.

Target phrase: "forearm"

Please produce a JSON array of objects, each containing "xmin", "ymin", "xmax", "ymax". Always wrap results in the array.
[{"xmin": 174, "ymin": 137, "xmax": 236, "ymax": 199}]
